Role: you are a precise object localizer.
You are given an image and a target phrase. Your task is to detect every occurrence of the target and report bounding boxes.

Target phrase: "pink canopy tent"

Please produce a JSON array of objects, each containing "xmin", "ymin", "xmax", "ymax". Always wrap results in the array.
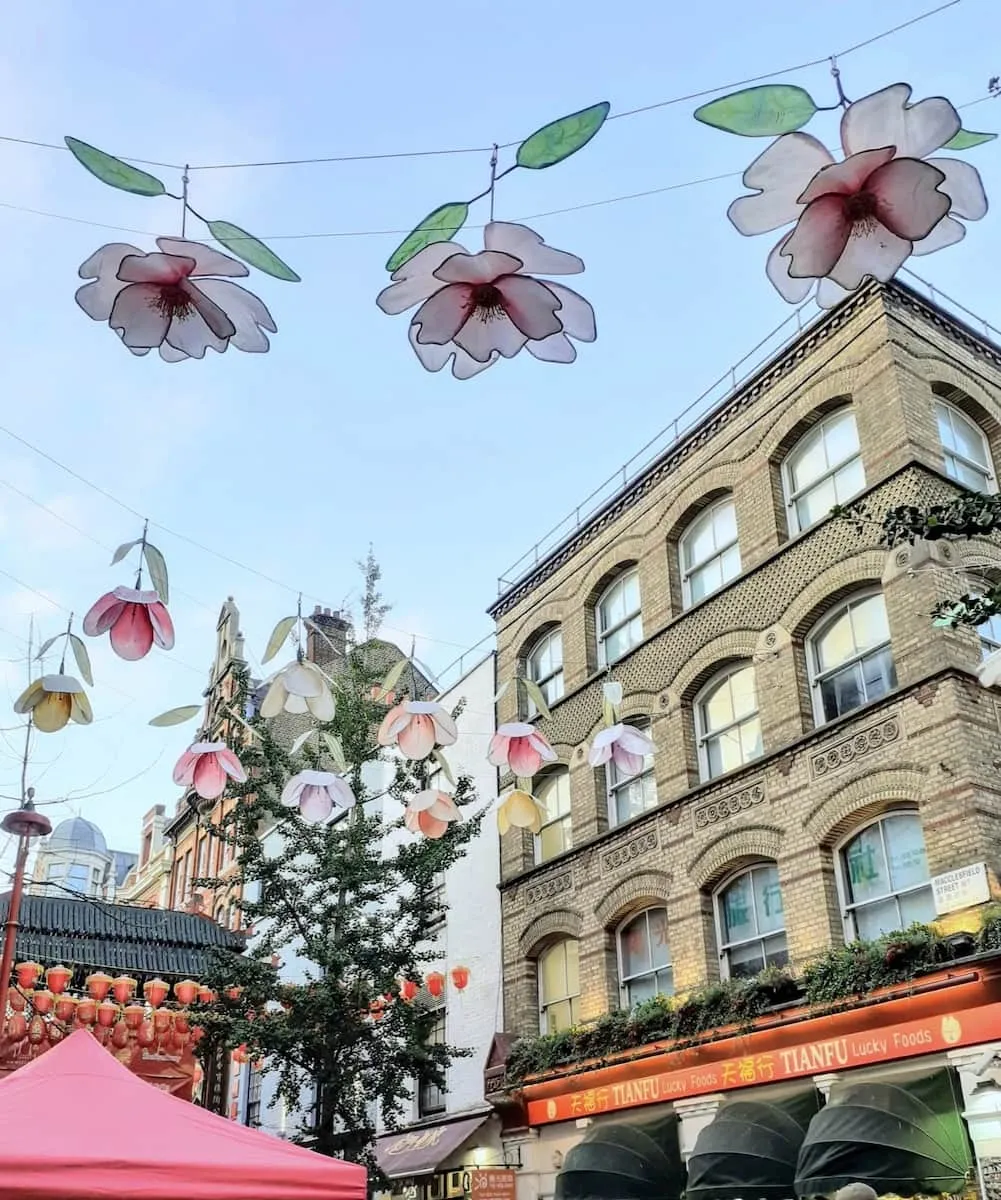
[{"xmin": 0, "ymin": 1028, "xmax": 368, "ymax": 1199}]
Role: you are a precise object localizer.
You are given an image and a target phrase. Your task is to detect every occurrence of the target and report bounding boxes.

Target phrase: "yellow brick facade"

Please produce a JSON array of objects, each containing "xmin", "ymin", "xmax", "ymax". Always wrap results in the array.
[{"xmin": 489, "ymin": 281, "xmax": 1001, "ymax": 1036}]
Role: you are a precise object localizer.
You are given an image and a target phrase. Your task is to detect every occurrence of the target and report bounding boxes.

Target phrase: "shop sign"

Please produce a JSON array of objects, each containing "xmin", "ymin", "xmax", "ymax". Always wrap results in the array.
[
  {"xmin": 471, "ymin": 1170, "xmax": 516, "ymax": 1200},
  {"xmin": 526, "ymin": 1001, "xmax": 1001, "ymax": 1126},
  {"xmin": 932, "ymin": 863, "xmax": 990, "ymax": 915}
]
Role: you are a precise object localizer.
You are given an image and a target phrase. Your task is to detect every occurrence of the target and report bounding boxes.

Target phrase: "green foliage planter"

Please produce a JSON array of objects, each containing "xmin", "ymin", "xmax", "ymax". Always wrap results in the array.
[{"xmin": 504, "ymin": 923, "xmax": 989, "ymax": 1088}]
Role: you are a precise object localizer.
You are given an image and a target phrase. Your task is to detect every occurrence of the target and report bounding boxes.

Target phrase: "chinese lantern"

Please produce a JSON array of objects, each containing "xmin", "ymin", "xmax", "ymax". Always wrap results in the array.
[
  {"xmin": 45, "ymin": 964, "xmax": 72, "ymax": 994},
  {"xmin": 96, "ymin": 1001, "xmax": 117, "ymax": 1029},
  {"xmin": 143, "ymin": 978, "xmax": 169, "ymax": 1008},
  {"xmin": 369, "ymin": 999, "xmax": 385, "ymax": 1021},
  {"xmin": 153, "ymin": 1008, "xmax": 171, "ymax": 1035},
  {"xmin": 111, "ymin": 1020, "xmax": 130, "ymax": 1050},
  {"xmin": 14, "ymin": 962, "xmax": 41, "ymax": 990},
  {"xmin": 174, "ymin": 979, "xmax": 199, "ymax": 1006},
  {"xmin": 123, "ymin": 1003, "xmax": 145, "ymax": 1030},
  {"xmin": 5, "ymin": 1013, "xmax": 26, "ymax": 1042},
  {"xmin": 27, "ymin": 1015, "xmax": 46, "ymax": 1045},
  {"xmin": 111, "ymin": 976, "xmax": 137, "ymax": 1005},
  {"xmin": 198, "ymin": 986, "xmax": 216, "ymax": 1004},
  {"xmin": 450, "ymin": 966, "xmax": 470, "ymax": 992},
  {"xmin": 232, "ymin": 1044, "xmax": 248, "ymax": 1065},
  {"xmin": 47, "ymin": 1022, "xmax": 64, "ymax": 1045},
  {"xmin": 85, "ymin": 972, "xmax": 113, "ymax": 1001},
  {"xmin": 54, "ymin": 996, "xmax": 77, "ymax": 1024},
  {"xmin": 137, "ymin": 1020, "xmax": 156, "ymax": 1048},
  {"xmin": 426, "ymin": 971, "xmax": 445, "ymax": 999},
  {"xmin": 32, "ymin": 989, "xmax": 54, "ymax": 1016},
  {"xmin": 226, "ymin": 986, "xmax": 243, "ymax": 1001},
  {"xmin": 76, "ymin": 999, "xmax": 97, "ymax": 1025},
  {"xmin": 9, "ymin": 988, "xmax": 26, "ymax": 1012},
  {"xmin": 400, "ymin": 979, "xmax": 418, "ymax": 1003},
  {"xmin": 173, "ymin": 1011, "xmax": 190, "ymax": 1035},
  {"xmin": 189, "ymin": 1025, "xmax": 205, "ymax": 1046}
]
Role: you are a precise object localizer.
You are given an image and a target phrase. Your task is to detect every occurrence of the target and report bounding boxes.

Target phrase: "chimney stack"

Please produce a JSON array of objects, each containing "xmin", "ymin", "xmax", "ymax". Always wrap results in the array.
[{"xmin": 307, "ymin": 605, "xmax": 352, "ymax": 672}]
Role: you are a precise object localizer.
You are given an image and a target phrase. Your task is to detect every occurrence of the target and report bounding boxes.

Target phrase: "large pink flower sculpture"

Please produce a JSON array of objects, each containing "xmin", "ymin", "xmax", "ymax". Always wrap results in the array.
[
  {"xmin": 376, "ymin": 222, "xmax": 596, "ymax": 378},
  {"xmin": 280, "ymin": 770, "xmax": 356, "ymax": 824},
  {"xmin": 76, "ymin": 238, "xmax": 277, "ymax": 360},
  {"xmin": 173, "ymin": 742, "xmax": 248, "ymax": 801},
  {"xmin": 404, "ymin": 789, "xmax": 461, "ymax": 839},
  {"xmin": 488, "ymin": 722, "xmax": 558, "ymax": 776},
  {"xmin": 377, "ymin": 700, "xmax": 458, "ymax": 760},
  {"xmin": 82, "ymin": 586, "xmax": 175, "ymax": 661},
  {"xmin": 728, "ymin": 85, "xmax": 987, "ymax": 307}
]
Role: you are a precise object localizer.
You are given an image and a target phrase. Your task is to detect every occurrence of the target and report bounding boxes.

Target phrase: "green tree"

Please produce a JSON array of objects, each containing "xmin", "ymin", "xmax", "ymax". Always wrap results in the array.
[
  {"xmin": 197, "ymin": 647, "xmax": 481, "ymax": 1174},
  {"xmin": 357, "ymin": 544, "xmax": 392, "ymax": 643}
]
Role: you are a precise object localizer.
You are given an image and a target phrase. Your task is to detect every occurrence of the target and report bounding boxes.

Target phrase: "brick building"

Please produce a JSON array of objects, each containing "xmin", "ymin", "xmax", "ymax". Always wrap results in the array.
[{"xmin": 484, "ymin": 279, "xmax": 1001, "ymax": 1196}]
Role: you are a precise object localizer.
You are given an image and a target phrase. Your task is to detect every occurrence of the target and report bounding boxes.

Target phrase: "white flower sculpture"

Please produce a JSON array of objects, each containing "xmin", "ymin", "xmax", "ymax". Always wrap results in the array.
[{"xmin": 728, "ymin": 84, "xmax": 988, "ymax": 308}]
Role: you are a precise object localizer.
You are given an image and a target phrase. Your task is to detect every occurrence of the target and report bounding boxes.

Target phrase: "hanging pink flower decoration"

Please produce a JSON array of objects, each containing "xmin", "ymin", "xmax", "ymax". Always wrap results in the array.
[
  {"xmin": 280, "ymin": 770, "xmax": 356, "ymax": 824},
  {"xmin": 173, "ymin": 742, "xmax": 247, "ymax": 801},
  {"xmin": 82, "ymin": 586, "xmax": 175, "ymax": 661},
  {"xmin": 76, "ymin": 238, "xmax": 277, "ymax": 361},
  {"xmin": 377, "ymin": 700, "xmax": 458, "ymax": 760},
  {"xmin": 376, "ymin": 222, "xmax": 596, "ymax": 379},
  {"xmin": 487, "ymin": 722, "xmax": 558, "ymax": 776},
  {"xmin": 404, "ymin": 790, "xmax": 461, "ymax": 840},
  {"xmin": 728, "ymin": 84, "xmax": 987, "ymax": 308},
  {"xmin": 587, "ymin": 723, "xmax": 656, "ymax": 777}
]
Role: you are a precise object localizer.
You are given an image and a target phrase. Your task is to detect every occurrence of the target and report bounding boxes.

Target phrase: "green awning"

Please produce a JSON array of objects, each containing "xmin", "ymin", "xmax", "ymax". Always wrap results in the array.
[
  {"xmin": 688, "ymin": 1092, "xmax": 820, "ymax": 1200},
  {"xmin": 794, "ymin": 1071, "xmax": 973, "ymax": 1198},
  {"xmin": 555, "ymin": 1113, "xmax": 685, "ymax": 1200}
]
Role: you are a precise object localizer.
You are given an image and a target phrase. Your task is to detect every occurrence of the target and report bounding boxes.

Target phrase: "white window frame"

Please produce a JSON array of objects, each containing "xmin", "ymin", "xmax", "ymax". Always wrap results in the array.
[
  {"xmin": 606, "ymin": 720, "xmax": 658, "ymax": 827},
  {"xmin": 596, "ymin": 569, "xmax": 643, "ymax": 668},
  {"xmin": 616, "ymin": 907, "xmax": 673, "ymax": 1007},
  {"xmin": 534, "ymin": 770, "xmax": 572, "ymax": 865},
  {"xmin": 781, "ymin": 407, "xmax": 865, "ymax": 535},
  {"xmin": 694, "ymin": 664, "xmax": 763, "ymax": 782},
  {"xmin": 526, "ymin": 628, "xmax": 565, "ymax": 715},
  {"xmin": 835, "ymin": 811, "xmax": 935, "ymax": 942},
  {"xmin": 680, "ymin": 498, "xmax": 741, "ymax": 609},
  {"xmin": 537, "ymin": 939, "xmax": 580, "ymax": 1035},
  {"xmin": 807, "ymin": 590, "xmax": 896, "ymax": 726},
  {"xmin": 713, "ymin": 862, "xmax": 789, "ymax": 980},
  {"xmin": 935, "ymin": 399, "xmax": 996, "ymax": 491}
]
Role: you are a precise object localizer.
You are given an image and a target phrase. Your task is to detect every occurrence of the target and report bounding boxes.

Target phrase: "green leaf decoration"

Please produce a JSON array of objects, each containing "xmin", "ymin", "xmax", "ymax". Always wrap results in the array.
[
  {"xmin": 143, "ymin": 542, "xmax": 169, "ymax": 605},
  {"xmin": 516, "ymin": 102, "xmax": 611, "ymax": 170},
  {"xmin": 385, "ymin": 202, "xmax": 469, "ymax": 273},
  {"xmin": 149, "ymin": 704, "xmax": 201, "ymax": 728},
  {"xmin": 381, "ymin": 657, "xmax": 409, "ymax": 696},
  {"xmin": 432, "ymin": 748, "xmax": 455, "ymax": 786},
  {"xmin": 207, "ymin": 220, "xmax": 301, "ymax": 282},
  {"xmin": 694, "ymin": 85, "xmax": 818, "ymax": 137},
  {"xmin": 944, "ymin": 129, "xmax": 998, "ymax": 150},
  {"xmin": 323, "ymin": 731, "xmax": 348, "ymax": 773},
  {"xmin": 69, "ymin": 635, "xmax": 93, "ymax": 687},
  {"xmin": 110, "ymin": 538, "xmax": 140, "ymax": 566},
  {"xmin": 263, "ymin": 616, "xmax": 297, "ymax": 665},
  {"xmin": 522, "ymin": 678, "xmax": 552, "ymax": 721},
  {"xmin": 34, "ymin": 634, "xmax": 61, "ymax": 661},
  {"xmin": 65, "ymin": 137, "xmax": 166, "ymax": 197},
  {"xmin": 494, "ymin": 679, "xmax": 511, "ymax": 704},
  {"xmin": 291, "ymin": 727, "xmax": 316, "ymax": 755}
]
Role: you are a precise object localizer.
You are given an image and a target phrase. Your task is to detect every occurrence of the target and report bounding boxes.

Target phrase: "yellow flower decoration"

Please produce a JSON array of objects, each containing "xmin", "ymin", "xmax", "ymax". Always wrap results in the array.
[{"xmin": 14, "ymin": 674, "xmax": 93, "ymax": 733}]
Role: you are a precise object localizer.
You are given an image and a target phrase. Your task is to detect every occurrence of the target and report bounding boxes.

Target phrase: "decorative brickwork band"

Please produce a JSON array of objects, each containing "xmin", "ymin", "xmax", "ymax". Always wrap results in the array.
[
  {"xmin": 523, "ymin": 870, "xmax": 574, "ymax": 908},
  {"xmin": 600, "ymin": 829, "xmax": 659, "ymax": 874},
  {"xmin": 694, "ymin": 780, "xmax": 766, "ymax": 831},
  {"xmin": 809, "ymin": 715, "xmax": 901, "ymax": 779}
]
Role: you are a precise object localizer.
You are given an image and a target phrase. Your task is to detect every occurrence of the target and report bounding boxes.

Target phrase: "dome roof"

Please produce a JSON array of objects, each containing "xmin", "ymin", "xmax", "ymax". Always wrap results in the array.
[{"xmin": 47, "ymin": 817, "xmax": 107, "ymax": 856}]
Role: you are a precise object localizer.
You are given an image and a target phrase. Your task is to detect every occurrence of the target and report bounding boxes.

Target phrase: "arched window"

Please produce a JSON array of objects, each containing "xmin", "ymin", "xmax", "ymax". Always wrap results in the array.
[
  {"xmin": 527, "ymin": 628, "xmax": 564, "ymax": 713},
  {"xmin": 680, "ymin": 498, "xmax": 740, "ymax": 608},
  {"xmin": 607, "ymin": 720, "xmax": 658, "ymax": 827},
  {"xmin": 695, "ymin": 664, "xmax": 763, "ymax": 781},
  {"xmin": 838, "ymin": 812, "xmax": 935, "ymax": 940},
  {"xmin": 980, "ymin": 610, "xmax": 1001, "ymax": 659},
  {"xmin": 935, "ymin": 399, "xmax": 995, "ymax": 491},
  {"xmin": 617, "ymin": 908, "xmax": 673, "ymax": 1006},
  {"xmin": 596, "ymin": 569, "xmax": 643, "ymax": 666},
  {"xmin": 715, "ymin": 863, "xmax": 788, "ymax": 979},
  {"xmin": 782, "ymin": 408, "xmax": 865, "ymax": 533},
  {"xmin": 807, "ymin": 591, "xmax": 896, "ymax": 724},
  {"xmin": 538, "ymin": 939, "xmax": 580, "ymax": 1033},
  {"xmin": 536, "ymin": 770, "xmax": 572, "ymax": 864}
]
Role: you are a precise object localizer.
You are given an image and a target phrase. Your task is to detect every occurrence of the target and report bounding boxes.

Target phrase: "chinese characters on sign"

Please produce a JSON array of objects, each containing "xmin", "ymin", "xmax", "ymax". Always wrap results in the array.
[{"xmin": 471, "ymin": 1170, "xmax": 517, "ymax": 1200}]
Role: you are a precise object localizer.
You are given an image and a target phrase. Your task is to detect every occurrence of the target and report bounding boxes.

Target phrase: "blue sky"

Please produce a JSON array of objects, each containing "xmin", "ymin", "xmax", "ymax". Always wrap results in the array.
[{"xmin": 0, "ymin": 0, "xmax": 997, "ymax": 870}]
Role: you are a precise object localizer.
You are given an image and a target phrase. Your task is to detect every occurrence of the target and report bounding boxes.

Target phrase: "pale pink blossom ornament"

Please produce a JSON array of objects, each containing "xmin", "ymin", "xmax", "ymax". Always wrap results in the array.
[
  {"xmin": 82, "ymin": 586, "xmax": 175, "ymax": 661},
  {"xmin": 173, "ymin": 742, "xmax": 247, "ymax": 801},
  {"xmin": 280, "ymin": 770, "xmax": 356, "ymax": 824},
  {"xmin": 588, "ymin": 723, "xmax": 656, "ymax": 777},
  {"xmin": 377, "ymin": 700, "xmax": 458, "ymax": 759},
  {"xmin": 728, "ymin": 84, "xmax": 988, "ymax": 307},
  {"xmin": 404, "ymin": 789, "xmax": 461, "ymax": 839},
  {"xmin": 76, "ymin": 238, "xmax": 277, "ymax": 361},
  {"xmin": 260, "ymin": 660, "xmax": 335, "ymax": 722},
  {"xmin": 488, "ymin": 722, "xmax": 558, "ymax": 776},
  {"xmin": 376, "ymin": 222, "xmax": 596, "ymax": 379}
]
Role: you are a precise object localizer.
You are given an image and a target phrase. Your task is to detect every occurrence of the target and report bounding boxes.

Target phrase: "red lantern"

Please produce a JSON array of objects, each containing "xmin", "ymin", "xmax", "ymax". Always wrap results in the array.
[
  {"xmin": 76, "ymin": 999, "xmax": 97, "ymax": 1025},
  {"xmin": 400, "ymin": 979, "xmax": 418, "ymax": 1003},
  {"xmin": 111, "ymin": 1020, "xmax": 130, "ymax": 1050},
  {"xmin": 232, "ymin": 1044, "xmax": 248, "ymax": 1065},
  {"xmin": 226, "ymin": 986, "xmax": 243, "ymax": 1001},
  {"xmin": 5, "ymin": 1013, "xmax": 26, "ymax": 1042},
  {"xmin": 14, "ymin": 962, "xmax": 41, "ymax": 990},
  {"xmin": 369, "ymin": 999, "xmax": 385, "ymax": 1021},
  {"xmin": 85, "ymin": 972, "xmax": 113, "ymax": 1001},
  {"xmin": 45, "ymin": 964, "xmax": 72, "ymax": 995},
  {"xmin": 174, "ymin": 979, "xmax": 199, "ymax": 1006},
  {"xmin": 32, "ymin": 989, "xmax": 54, "ymax": 1016},
  {"xmin": 27, "ymin": 1016, "xmax": 46, "ymax": 1045},
  {"xmin": 174, "ymin": 1012, "xmax": 190, "ymax": 1035},
  {"xmin": 137, "ymin": 1020, "xmax": 156, "ymax": 1047},
  {"xmin": 111, "ymin": 976, "xmax": 136, "ymax": 1005},
  {"xmin": 123, "ymin": 1003, "xmax": 145, "ymax": 1030},
  {"xmin": 47, "ymin": 1022, "xmax": 64, "ymax": 1045},
  {"xmin": 198, "ymin": 986, "xmax": 216, "ymax": 1004},
  {"xmin": 9, "ymin": 988, "xmax": 26, "ymax": 1013},
  {"xmin": 143, "ymin": 978, "xmax": 169, "ymax": 1008},
  {"xmin": 190, "ymin": 1025, "xmax": 205, "ymax": 1046},
  {"xmin": 153, "ymin": 1008, "xmax": 171, "ymax": 1035},
  {"xmin": 54, "ymin": 996, "xmax": 77, "ymax": 1024},
  {"xmin": 450, "ymin": 966, "xmax": 470, "ymax": 992},
  {"xmin": 96, "ymin": 1001, "xmax": 117, "ymax": 1029},
  {"xmin": 426, "ymin": 971, "xmax": 445, "ymax": 999}
]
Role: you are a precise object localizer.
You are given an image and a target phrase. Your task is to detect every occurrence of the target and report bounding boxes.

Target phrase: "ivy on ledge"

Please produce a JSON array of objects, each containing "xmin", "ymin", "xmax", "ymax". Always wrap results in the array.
[{"xmin": 503, "ymin": 918, "xmax": 1001, "ymax": 1088}]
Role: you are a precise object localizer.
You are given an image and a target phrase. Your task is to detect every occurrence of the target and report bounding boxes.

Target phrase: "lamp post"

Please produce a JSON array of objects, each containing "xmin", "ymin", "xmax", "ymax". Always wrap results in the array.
[
  {"xmin": 964, "ymin": 1078, "xmax": 1001, "ymax": 1200},
  {"xmin": 0, "ymin": 794, "xmax": 52, "ymax": 1038}
]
